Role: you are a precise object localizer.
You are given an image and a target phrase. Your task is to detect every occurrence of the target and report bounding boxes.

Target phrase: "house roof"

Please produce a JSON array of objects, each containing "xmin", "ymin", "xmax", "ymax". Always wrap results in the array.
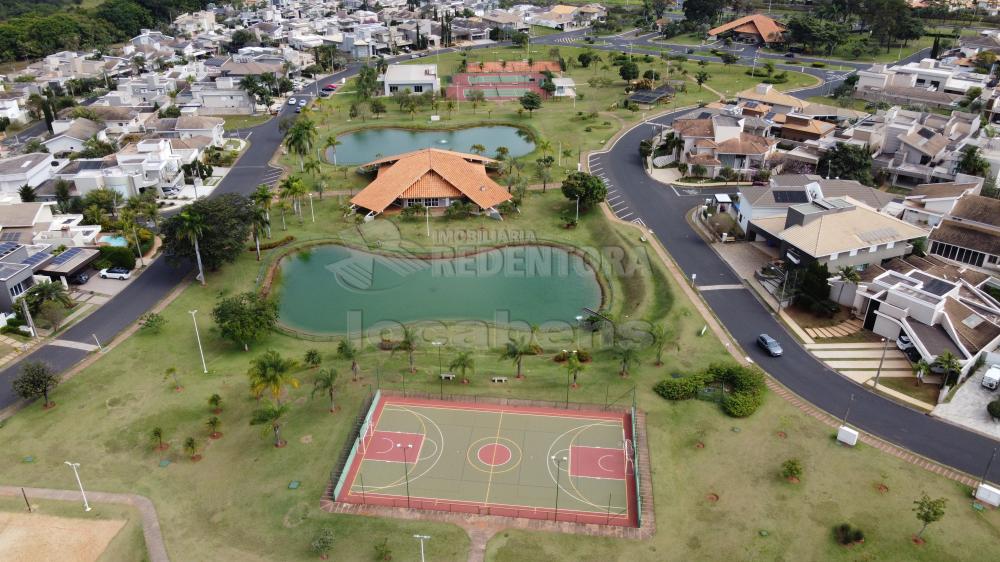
[
  {"xmin": 753, "ymin": 197, "xmax": 929, "ymax": 258},
  {"xmin": 715, "ymin": 132, "xmax": 775, "ymax": 155},
  {"xmin": 929, "ymin": 220, "xmax": 1000, "ymax": 256},
  {"xmin": 0, "ymin": 153, "xmax": 50, "ymax": 175},
  {"xmin": 350, "ymin": 149, "xmax": 511, "ymax": 213},
  {"xmin": 736, "ymin": 85, "xmax": 807, "ymax": 110},
  {"xmin": 176, "ymin": 115, "xmax": 223, "ymax": 130},
  {"xmin": 944, "ymin": 297, "xmax": 1000, "ymax": 354},
  {"xmin": 673, "ymin": 118, "xmax": 714, "ymax": 138},
  {"xmin": 52, "ymin": 118, "xmax": 102, "ymax": 141},
  {"xmin": 900, "ymin": 128, "xmax": 948, "ymax": 156},
  {"xmin": 0, "ymin": 203, "xmax": 45, "ymax": 227},
  {"xmin": 774, "ymin": 114, "xmax": 836, "ymax": 136},
  {"xmin": 742, "ymin": 176, "xmax": 895, "ymax": 209},
  {"xmin": 949, "ymin": 194, "xmax": 1000, "ymax": 227},
  {"xmin": 910, "ymin": 181, "xmax": 979, "ymax": 199},
  {"xmin": 383, "ymin": 64, "xmax": 437, "ymax": 83},
  {"xmin": 708, "ymin": 14, "xmax": 786, "ymax": 43}
]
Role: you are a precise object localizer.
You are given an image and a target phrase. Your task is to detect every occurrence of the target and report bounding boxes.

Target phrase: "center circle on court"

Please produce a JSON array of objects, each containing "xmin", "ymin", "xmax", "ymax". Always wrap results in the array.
[{"xmin": 477, "ymin": 443, "xmax": 512, "ymax": 466}]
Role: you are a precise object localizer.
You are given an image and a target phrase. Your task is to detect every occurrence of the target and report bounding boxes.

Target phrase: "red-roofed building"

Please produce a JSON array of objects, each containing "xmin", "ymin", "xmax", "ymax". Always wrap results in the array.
[{"xmin": 708, "ymin": 14, "xmax": 786, "ymax": 46}]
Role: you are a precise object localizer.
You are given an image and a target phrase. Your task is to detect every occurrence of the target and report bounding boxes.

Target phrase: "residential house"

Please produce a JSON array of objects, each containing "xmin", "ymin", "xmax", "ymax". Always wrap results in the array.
[
  {"xmin": 55, "ymin": 138, "xmax": 194, "ymax": 198},
  {"xmin": 146, "ymin": 116, "xmax": 225, "ymax": 146},
  {"xmin": 929, "ymin": 194, "xmax": 1000, "ymax": 270},
  {"xmin": 746, "ymin": 196, "xmax": 928, "ymax": 269},
  {"xmin": 663, "ymin": 110, "xmax": 778, "ymax": 178},
  {"xmin": 772, "ymin": 113, "xmax": 836, "ymax": 143},
  {"xmin": 707, "ymin": 14, "xmax": 787, "ymax": 46},
  {"xmin": 0, "ymin": 90, "xmax": 31, "ymax": 124},
  {"xmin": 736, "ymin": 84, "xmax": 808, "ymax": 114},
  {"xmin": 184, "ymin": 76, "xmax": 256, "ymax": 115},
  {"xmin": 481, "ymin": 10, "xmax": 530, "ymax": 33},
  {"xmin": 0, "ymin": 202, "xmax": 100, "ymax": 248},
  {"xmin": 58, "ymin": 106, "xmax": 153, "ymax": 136},
  {"xmin": 0, "ymin": 153, "xmax": 58, "ymax": 196},
  {"xmin": 892, "ymin": 181, "xmax": 982, "ymax": 228},
  {"xmin": 174, "ymin": 11, "xmax": 218, "ymax": 35},
  {"xmin": 351, "ymin": 148, "xmax": 511, "ymax": 218},
  {"xmin": 735, "ymin": 174, "xmax": 898, "ymax": 231},
  {"xmin": 855, "ymin": 61, "xmax": 985, "ymax": 108},
  {"xmin": 42, "ymin": 118, "xmax": 107, "ymax": 155},
  {"xmin": 380, "ymin": 64, "xmax": 440, "ymax": 96}
]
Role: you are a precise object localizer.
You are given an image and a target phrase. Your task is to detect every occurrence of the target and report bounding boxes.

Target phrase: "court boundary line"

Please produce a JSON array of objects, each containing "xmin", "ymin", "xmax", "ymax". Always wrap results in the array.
[
  {"xmin": 381, "ymin": 396, "xmax": 626, "ymax": 422},
  {"xmin": 343, "ymin": 490, "xmax": 630, "ymax": 519}
]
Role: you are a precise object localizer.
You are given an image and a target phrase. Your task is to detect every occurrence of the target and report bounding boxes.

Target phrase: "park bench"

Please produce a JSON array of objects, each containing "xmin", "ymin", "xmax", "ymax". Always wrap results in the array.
[
  {"xmin": 440, "ymin": 373, "xmax": 455, "ymax": 381},
  {"xmin": 491, "ymin": 376, "xmax": 508, "ymax": 384}
]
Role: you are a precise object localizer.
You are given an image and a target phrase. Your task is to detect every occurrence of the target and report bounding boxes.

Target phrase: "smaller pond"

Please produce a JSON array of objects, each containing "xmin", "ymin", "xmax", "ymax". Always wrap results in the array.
[
  {"xmin": 325, "ymin": 126, "xmax": 535, "ymax": 165},
  {"xmin": 277, "ymin": 244, "xmax": 601, "ymax": 333}
]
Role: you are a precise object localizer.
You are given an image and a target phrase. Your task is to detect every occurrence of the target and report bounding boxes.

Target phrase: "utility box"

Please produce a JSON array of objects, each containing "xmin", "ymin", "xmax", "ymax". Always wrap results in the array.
[
  {"xmin": 976, "ymin": 483, "xmax": 1000, "ymax": 507},
  {"xmin": 837, "ymin": 425, "xmax": 859, "ymax": 446}
]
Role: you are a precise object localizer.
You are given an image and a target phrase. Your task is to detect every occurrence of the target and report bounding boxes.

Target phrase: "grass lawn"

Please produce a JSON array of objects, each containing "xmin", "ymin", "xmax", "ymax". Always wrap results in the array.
[
  {"xmin": 530, "ymin": 25, "xmax": 563, "ymax": 37},
  {"xmin": 223, "ymin": 114, "xmax": 273, "ymax": 131},
  {"xmin": 806, "ymin": 95, "xmax": 874, "ymax": 113},
  {"xmin": 659, "ymin": 33, "xmax": 708, "ymax": 46},
  {"xmin": 0, "ymin": 496, "xmax": 147, "ymax": 561},
  {"xmin": 877, "ymin": 377, "xmax": 942, "ymax": 407},
  {"xmin": 284, "ymin": 45, "xmax": 816, "ymax": 192}
]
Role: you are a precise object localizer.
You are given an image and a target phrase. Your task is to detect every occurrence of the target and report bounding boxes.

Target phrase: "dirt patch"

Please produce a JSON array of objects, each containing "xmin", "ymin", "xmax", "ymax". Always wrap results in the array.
[
  {"xmin": 299, "ymin": 434, "xmax": 313, "ymax": 444},
  {"xmin": 786, "ymin": 476, "xmax": 800, "ymax": 484},
  {"xmin": 911, "ymin": 536, "xmax": 925, "ymax": 546},
  {"xmin": 705, "ymin": 493, "xmax": 719, "ymax": 503},
  {"xmin": 776, "ymin": 431, "xmax": 787, "ymax": 439},
  {"xmin": 694, "ymin": 441, "xmax": 705, "ymax": 449},
  {"xmin": 0, "ymin": 512, "xmax": 125, "ymax": 562},
  {"xmin": 877, "ymin": 483, "xmax": 889, "ymax": 495},
  {"xmin": 209, "ymin": 432, "xmax": 223, "ymax": 440}
]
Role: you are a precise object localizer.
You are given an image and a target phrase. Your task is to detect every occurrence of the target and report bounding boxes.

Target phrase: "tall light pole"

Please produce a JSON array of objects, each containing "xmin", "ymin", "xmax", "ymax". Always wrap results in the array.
[
  {"xmin": 308, "ymin": 192, "xmax": 315, "ymax": 223},
  {"xmin": 413, "ymin": 534, "xmax": 431, "ymax": 562},
  {"xmin": 64, "ymin": 461, "xmax": 91, "ymax": 512},
  {"xmin": 552, "ymin": 455, "xmax": 567, "ymax": 521},
  {"xmin": 873, "ymin": 337, "xmax": 889, "ymax": 389},
  {"xmin": 189, "ymin": 309, "xmax": 207, "ymax": 374},
  {"xmin": 397, "ymin": 443, "xmax": 413, "ymax": 508},
  {"xmin": 432, "ymin": 340, "xmax": 444, "ymax": 398}
]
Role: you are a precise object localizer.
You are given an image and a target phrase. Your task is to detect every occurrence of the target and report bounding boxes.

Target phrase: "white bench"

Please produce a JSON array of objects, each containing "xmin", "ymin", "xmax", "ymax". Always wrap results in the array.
[
  {"xmin": 491, "ymin": 376, "xmax": 508, "ymax": 384},
  {"xmin": 440, "ymin": 373, "xmax": 455, "ymax": 381}
]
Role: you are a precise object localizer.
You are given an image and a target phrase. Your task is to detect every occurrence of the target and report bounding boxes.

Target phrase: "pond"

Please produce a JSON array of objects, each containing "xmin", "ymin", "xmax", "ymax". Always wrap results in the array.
[
  {"xmin": 277, "ymin": 244, "xmax": 602, "ymax": 333},
  {"xmin": 325, "ymin": 126, "xmax": 535, "ymax": 165}
]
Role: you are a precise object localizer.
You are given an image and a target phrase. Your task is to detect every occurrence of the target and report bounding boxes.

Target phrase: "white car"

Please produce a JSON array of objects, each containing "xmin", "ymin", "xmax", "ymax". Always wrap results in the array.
[
  {"xmin": 287, "ymin": 98, "xmax": 297, "ymax": 105},
  {"xmin": 99, "ymin": 267, "xmax": 132, "ymax": 280},
  {"xmin": 298, "ymin": 98, "xmax": 307, "ymax": 106}
]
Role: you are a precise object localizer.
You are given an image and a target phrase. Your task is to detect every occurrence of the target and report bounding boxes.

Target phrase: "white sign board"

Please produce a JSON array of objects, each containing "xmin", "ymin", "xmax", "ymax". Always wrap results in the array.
[
  {"xmin": 837, "ymin": 425, "xmax": 859, "ymax": 446},
  {"xmin": 976, "ymin": 483, "xmax": 1000, "ymax": 507}
]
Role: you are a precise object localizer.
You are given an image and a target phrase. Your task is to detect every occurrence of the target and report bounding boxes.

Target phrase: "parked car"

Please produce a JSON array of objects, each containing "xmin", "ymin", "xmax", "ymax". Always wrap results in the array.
[
  {"xmin": 298, "ymin": 98, "xmax": 307, "ymax": 106},
  {"xmin": 784, "ymin": 52, "xmax": 795, "ymax": 58},
  {"xmin": 323, "ymin": 84, "xmax": 338, "ymax": 91},
  {"xmin": 983, "ymin": 365, "xmax": 1000, "ymax": 390},
  {"xmin": 67, "ymin": 271, "xmax": 90, "ymax": 285},
  {"xmin": 410, "ymin": 54, "xmax": 420, "ymax": 59},
  {"xmin": 319, "ymin": 90, "xmax": 331, "ymax": 97},
  {"xmin": 287, "ymin": 98, "xmax": 297, "ymax": 105},
  {"xmin": 100, "ymin": 267, "xmax": 132, "ymax": 280},
  {"xmin": 904, "ymin": 346, "xmax": 922, "ymax": 363},
  {"xmin": 896, "ymin": 335, "xmax": 914, "ymax": 351},
  {"xmin": 686, "ymin": 48, "xmax": 695, "ymax": 54},
  {"xmin": 757, "ymin": 334, "xmax": 783, "ymax": 357}
]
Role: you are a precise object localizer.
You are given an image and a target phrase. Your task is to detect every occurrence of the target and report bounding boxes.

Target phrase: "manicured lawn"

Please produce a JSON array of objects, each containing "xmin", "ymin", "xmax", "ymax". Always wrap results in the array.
[
  {"xmin": 223, "ymin": 114, "xmax": 273, "ymax": 131},
  {"xmin": 530, "ymin": 25, "xmax": 563, "ymax": 37},
  {"xmin": 877, "ymin": 377, "xmax": 942, "ymax": 407},
  {"xmin": 285, "ymin": 44, "xmax": 816, "ymax": 193},
  {"xmin": 0, "ymin": 496, "xmax": 147, "ymax": 561},
  {"xmin": 659, "ymin": 33, "xmax": 708, "ymax": 46},
  {"xmin": 806, "ymin": 95, "xmax": 874, "ymax": 113}
]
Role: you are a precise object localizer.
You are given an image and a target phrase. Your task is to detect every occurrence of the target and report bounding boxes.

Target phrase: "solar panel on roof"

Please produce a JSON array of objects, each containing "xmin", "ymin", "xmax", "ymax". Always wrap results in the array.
[
  {"xmin": 50, "ymin": 247, "xmax": 82, "ymax": 265},
  {"xmin": 917, "ymin": 128, "xmax": 935, "ymax": 139},
  {"xmin": 0, "ymin": 242, "xmax": 19, "ymax": 256},
  {"xmin": 20, "ymin": 252, "xmax": 51, "ymax": 267},
  {"xmin": 772, "ymin": 190, "xmax": 809, "ymax": 203}
]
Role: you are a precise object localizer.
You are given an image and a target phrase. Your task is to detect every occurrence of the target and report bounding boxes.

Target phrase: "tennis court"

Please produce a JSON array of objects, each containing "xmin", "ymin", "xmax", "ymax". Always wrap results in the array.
[
  {"xmin": 467, "ymin": 74, "xmax": 535, "ymax": 84},
  {"xmin": 463, "ymin": 87, "xmax": 531, "ymax": 99},
  {"xmin": 333, "ymin": 393, "xmax": 639, "ymax": 527},
  {"xmin": 447, "ymin": 73, "xmax": 547, "ymax": 100}
]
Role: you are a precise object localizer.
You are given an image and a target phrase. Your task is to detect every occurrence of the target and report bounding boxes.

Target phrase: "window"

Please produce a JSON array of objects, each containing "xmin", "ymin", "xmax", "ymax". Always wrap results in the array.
[
  {"xmin": 413, "ymin": 85, "xmax": 423, "ymax": 93},
  {"xmin": 389, "ymin": 86, "xmax": 398, "ymax": 93},
  {"xmin": 887, "ymin": 241, "xmax": 895, "ymax": 249},
  {"xmin": 8, "ymin": 281, "xmax": 25, "ymax": 298},
  {"xmin": 869, "ymin": 245, "xmax": 877, "ymax": 253},
  {"xmin": 989, "ymin": 255, "xmax": 998, "ymax": 264},
  {"xmin": 829, "ymin": 252, "xmax": 838, "ymax": 261},
  {"xmin": 849, "ymin": 249, "xmax": 858, "ymax": 257}
]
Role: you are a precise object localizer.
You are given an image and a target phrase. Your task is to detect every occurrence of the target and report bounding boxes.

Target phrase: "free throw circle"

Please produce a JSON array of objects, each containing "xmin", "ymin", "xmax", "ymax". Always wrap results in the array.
[{"xmin": 477, "ymin": 443, "xmax": 513, "ymax": 467}]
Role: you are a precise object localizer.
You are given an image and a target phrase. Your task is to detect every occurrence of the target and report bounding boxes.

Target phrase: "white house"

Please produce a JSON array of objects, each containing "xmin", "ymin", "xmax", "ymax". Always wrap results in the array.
[
  {"xmin": 380, "ymin": 64, "xmax": 440, "ymax": 96},
  {"xmin": 0, "ymin": 153, "xmax": 57, "ymax": 195},
  {"xmin": 185, "ymin": 77, "xmax": 255, "ymax": 115},
  {"xmin": 42, "ymin": 118, "xmax": 107, "ymax": 155},
  {"xmin": 552, "ymin": 77, "xmax": 577, "ymax": 98},
  {"xmin": 0, "ymin": 91, "xmax": 30, "ymax": 125}
]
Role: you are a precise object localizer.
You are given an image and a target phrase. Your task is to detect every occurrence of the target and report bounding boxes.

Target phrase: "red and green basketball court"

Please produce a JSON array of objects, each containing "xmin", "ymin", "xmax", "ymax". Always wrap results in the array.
[{"xmin": 333, "ymin": 393, "xmax": 640, "ymax": 527}]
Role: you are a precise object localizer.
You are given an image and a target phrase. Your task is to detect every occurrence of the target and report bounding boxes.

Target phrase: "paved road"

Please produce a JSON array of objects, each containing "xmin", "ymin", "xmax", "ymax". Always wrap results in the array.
[{"xmin": 590, "ymin": 84, "xmax": 1000, "ymax": 483}]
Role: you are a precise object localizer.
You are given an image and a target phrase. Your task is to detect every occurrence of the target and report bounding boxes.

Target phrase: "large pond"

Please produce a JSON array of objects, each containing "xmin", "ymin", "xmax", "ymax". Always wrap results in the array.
[
  {"xmin": 277, "ymin": 245, "xmax": 601, "ymax": 333},
  {"xmin": 325, "ymin": 126, "xmax": 535, "ymax": 164}
]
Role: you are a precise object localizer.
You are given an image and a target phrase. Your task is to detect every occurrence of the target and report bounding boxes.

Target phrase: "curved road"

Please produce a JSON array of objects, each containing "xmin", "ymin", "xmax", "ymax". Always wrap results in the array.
[{"xmin": 1, "ymin": 33, "xmax": 995, "ymax": 484}]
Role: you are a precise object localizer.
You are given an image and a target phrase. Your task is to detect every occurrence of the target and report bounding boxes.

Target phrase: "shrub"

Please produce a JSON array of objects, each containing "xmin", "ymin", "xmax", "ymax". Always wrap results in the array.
[
  {"xmin": 97, "ymin": 245, "xmax": 136, "ymax": 270},
  {"xmin": 654, "ymin": 375, "xmax": 706, "ymax": 400},
  {"xmin": 833, "ymin": 523, "xmax": 865, "ymax": 545},
  {"xmin": 988, "ymin": 399, "xmax": 1000, "ymax": 420},
  {"xmin": 781, "ymin": 459, "xmax": 803, "ymax": 480},
  {"xmin": 811, "ymin": 62, "xmax": 826, "ymax": 68},
  {"xmin": 722, "ymin": 391, "xmax": 763, "ymax": 417},
  {"xmin": 250, "ymin": 236, "xmax": 295, "ymax": 252},
  {"xmin": 553, "ymin": 350, "xmax": 591, "ymax": 362},
  {"xmin": 139, "ymin": 313, "xmax": 166, "ymax": 333},
  {"xmin": 709, "ymin": 363, "xmax": 765, "ymax": 394},
  {"xmin": 400, "ymin": 203, "xmax": 425, "ymax": 221}
]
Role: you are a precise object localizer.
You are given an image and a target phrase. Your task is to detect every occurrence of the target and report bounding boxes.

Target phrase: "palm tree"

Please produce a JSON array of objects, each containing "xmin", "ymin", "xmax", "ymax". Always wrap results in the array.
[
  {"xmin": 251, "ymin": 206, "xmax": 269, "ymax": 261},
  {"xmin": 275, "ymin": 200, "xmax": 290, "ymax": 231},
  {"xmin": 207, "ymin": 416, "xmax": 222, "ymax": 438},
  {"xmin": 337, "ymin": 339, "xmax": 361, "ymax": 381},
  {"xmin": 649, "ymin": 324, "xmax": 672, "ymax": 366},
  {"xmin": 247, "ymin": 350, "xmax": 300, "ymax": 404},
  {"xmin": 311, "ymin": 368, "xmax": 339, "ymax": 412},
  {"xmin": 25, "ymin": 281, "xmax": 73, "ymax": 310},
  {"xmin": 175, "ymin": 209, "xmax": 206, "ymax": 285},
  {"xmin": 208, "ymin": 393, "xmax": 222, "ymax": 414},
  {"xmin": 250, "ymin": 401, "xmax": 291, "ymax": 447},
  {"xmin": 500, "ymin": 336, "xmax": 532, "ymax": 379},
  {"xmin": 536, "ymin": 139, "xmax": 553, "ymax": 158},
  {"xmin": 284, "ymin": 117, "xmax": 318, "ymax": 172},
  {"xmin": 184, "ymin": 437, "xmax": 198, "ymax": 459},
  {"xmin": 913, "ymin": 358, "xmax": 931, "ymax": 386},
  {"xmin": 470, "ymin": 143, "xmax": 486, "ymax": 155},
  {"xmin": 251, "ymin": 184, "xmax": 273, "ymax": 236},
  {"xmin": 323, "ymin": 134, "xmax": 341, "ymax": 166},
  {"xmin": 661, "ymin": 132, "xmax": 684, "ymax": 160},
  {"xmin": 278, "ymin": 175, "xmax": 307, "ymax": 220},
  {"xmin": 150, "ymin": 427, "xmax": 166, "ymax": 450},
  {"xmin": 933, "ymin": 351, "xmax": 962, "ymax": 386},
  {"xmin": 394, "ymin": 327, "xmax": 418, "ymax": 373},
  {"xmin": 449, "ymin": 351, "xmax": 475, "ymax": 384},
  {"xmin": 612, "ymin": 345, "xmax": 638, "ymax": 378},
  {"xmin": 835, "ymin": 266, "xmax": 861, "ymax": 303},
  {"xmin": 566, "ymin": 353, "xmax": 585, "ymax": 388},
  {"xmin": 302, "ymin": 158, "xmax": 322, "ymax": 184},
  {"xmin": 495, "ymin": 146, "xmax": 510, "ymax": 162}
]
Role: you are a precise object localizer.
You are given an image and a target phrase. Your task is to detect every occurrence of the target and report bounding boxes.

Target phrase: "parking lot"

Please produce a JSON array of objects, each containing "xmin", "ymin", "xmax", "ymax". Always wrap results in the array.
[
  {"xmin": 72, "ymin": 269, "xmax": 136, "ymax": 299},
  {"xmin": 934, "ymin": 365, "xmax": 1000, "ymax": 440}
]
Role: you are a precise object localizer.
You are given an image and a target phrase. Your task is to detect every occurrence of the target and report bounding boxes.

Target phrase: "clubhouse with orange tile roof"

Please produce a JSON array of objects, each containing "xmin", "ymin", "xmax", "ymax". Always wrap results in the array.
[{"xmin": 708, "ymin": 14, "xmax": 786, "ymax": 46}]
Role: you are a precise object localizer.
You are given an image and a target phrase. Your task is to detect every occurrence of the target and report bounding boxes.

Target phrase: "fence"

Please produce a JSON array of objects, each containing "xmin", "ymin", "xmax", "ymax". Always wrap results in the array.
[
  {"xmin": 330, "ymin": 390, "xmax": 379, "ymax": 501},
  {"xmin": 631, "ymin": 405, "xmax": 642, "ymax": 529}
]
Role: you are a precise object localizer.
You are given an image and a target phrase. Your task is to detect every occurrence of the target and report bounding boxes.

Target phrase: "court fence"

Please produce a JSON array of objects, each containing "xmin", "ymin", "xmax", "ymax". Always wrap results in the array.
[
  {"xmin": 631, "ymin": 405, "xmax": 642, "ymax": 529},
  {"xmin": 330, "ymin": 390, "xmax": 379, "ymax": 501},
  {"xmin": 375, "ymin": 387, "xmax": 633, "ymax": 415}
]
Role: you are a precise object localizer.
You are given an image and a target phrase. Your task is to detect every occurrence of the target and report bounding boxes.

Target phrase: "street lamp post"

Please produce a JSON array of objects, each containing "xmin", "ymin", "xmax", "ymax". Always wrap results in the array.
[
  {"xmin": 397, "ymin": 443, "xmax": 413, "ymax": 508},
  {"xmin": 552, "ymin": 455, "xmax": 567, "ymax": 521},
  {"xmin": 873, "ymin": 337, "xmax": 889, "ymax": 389},
  {"xmin": 413, "ymin": 534, "xmax": 431, "ymax": 562},
  {"xmin": 308, "ymin": 192, "xmax": 315, "ymax": 223},
  {"xmin": 64, "ymin": 462, "xmax": 91, "ymax": 511},
  {"xmin": 189, "ymin": 310, "xmax": 207, "ymax": 374},
  {"xmin": 432, "ymin": 341, "xmax": 444, "ymax": 398}
]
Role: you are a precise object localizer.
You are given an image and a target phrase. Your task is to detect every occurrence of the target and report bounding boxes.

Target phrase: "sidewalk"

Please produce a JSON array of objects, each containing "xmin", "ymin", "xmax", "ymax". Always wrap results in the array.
[{"xmin": 0, "ymin": 485, "xmax": 169, "ymax": 562}]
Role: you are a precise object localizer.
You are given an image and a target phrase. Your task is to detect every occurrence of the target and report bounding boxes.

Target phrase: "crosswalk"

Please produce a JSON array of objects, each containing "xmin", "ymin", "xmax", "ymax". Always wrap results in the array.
[
  {"xmin": 259, "ymin": 166, "xmax": 284, "ymax": 188},
  {"xmin": 589, "ymin": 154, "xmax": 645, "ymax": 227}
]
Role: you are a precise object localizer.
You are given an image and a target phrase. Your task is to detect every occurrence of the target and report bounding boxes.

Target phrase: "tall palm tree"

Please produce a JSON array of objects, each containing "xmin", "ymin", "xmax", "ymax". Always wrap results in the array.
[
  {"xmin": 835, "ymin": 266, "xmax": 861, "ymax": 303},
  {"xmin": 175, "ymin": 209, "xmax": 206, "ymax": 285},
  {"xmin": 284, "ymin": 117, "xmax": 318, "ymax": 172},
  {"xmin": 500, "ymin": 336, "xmax": 532, "ymax": 379},
  {"xmin": 933, "ymin": 351, "xmax": 962, "ymax": 386},
  {"xmin": 913, "ymin": 358, "xmax": 931, "ymax": 386},
  {"xmin": 150, "ymin": 427, "xmax": 165, "ymax": 450},
  {"xmin": 449, "ymin": 351, "xmax": 475, "ymax": 384},
  {"xmin": 649, "ymin": 324, "xmax": 672, "ymax": 366},
  {"xmin": 566, "ymin": 353, "xmax": 585, "ymax": 388},
  {"xmin": 275, "ymin": 200, "xmax": 290, "ymax": 231},
  {"xmin": 495, "ymin": 146, "xmax": 510, "ymax": 162},
  {"xmin": 184, "ymin": 437, "xmax": 198, "ymax": 459},
  {"xmin": 247, "ymin": 350, "xmax": 300, "ymax": 404},
  {"xmin": 302, "ymin": 158, "xmax": 322, "ymax": 183},
  {"xmin": 394, "ymin": 327, "xmax": 418, "ymax": 373},
  {"xmin": 324, "ymin": 133, "xmax": 343, "ymax": 179},
  {"xmin": 536, "ymin": 139, "xmax": 553, "ymax": 158},
  {"xmin": 612, "ymin": 345, "xmax": 638, "ymax": 378},
  {"xmin": 311, "ymin": 368, "xmax": 339, "ymax": 412},
  {"xmin": 251, "ymin": 206, "xmax": 269, "ymax": 261},
  {"xmin": 337, "ymin": 339, "xmax": 361, "ymax": 381},
  {"xmin": 469, "ymin": 143, "xmax": 486, "ymax": 155},
  {"xmin": 278, "ymin": 175, "xmax": 306, "ymax": 220},
  {"xmin": 250, "ymin": 401, "xmax": 291, "ymax": 447}
]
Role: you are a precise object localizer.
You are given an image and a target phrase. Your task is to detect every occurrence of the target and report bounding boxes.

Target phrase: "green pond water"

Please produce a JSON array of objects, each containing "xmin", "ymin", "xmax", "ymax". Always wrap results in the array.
[
  {"xmin": 277, "ymin": 245, "xmax": 601, "ymax": 333},
  {"xmin": 325, "ymin": 126, "xmax": 535, "ymax": 164}
]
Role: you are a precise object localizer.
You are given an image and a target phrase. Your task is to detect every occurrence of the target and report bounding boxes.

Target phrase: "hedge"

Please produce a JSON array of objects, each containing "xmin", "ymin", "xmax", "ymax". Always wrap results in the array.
[
  {"xmin": 249, "ymin": 235, "xmax": 296, "ymax": 252},
  {"xmin": 988, "ymin": 399, "xmax": 1000, "ymax": 420},
  {"xmin": 655, "ymin": 362, "xmax": 767, "ymax": 418},
  {"xmin": 94, "ymin": 245, "xmax": 136, "ymax": 270}
]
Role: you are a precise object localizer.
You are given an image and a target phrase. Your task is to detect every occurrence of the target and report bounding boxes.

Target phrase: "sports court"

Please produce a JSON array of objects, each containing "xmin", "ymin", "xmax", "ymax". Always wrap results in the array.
[
  {"xmin": 334, "ymin": 393, "xmax": 639, "ymax": 527},
  {"xmin": 447, "ymin": 73, "xmax": 547, "ymax": 101}
]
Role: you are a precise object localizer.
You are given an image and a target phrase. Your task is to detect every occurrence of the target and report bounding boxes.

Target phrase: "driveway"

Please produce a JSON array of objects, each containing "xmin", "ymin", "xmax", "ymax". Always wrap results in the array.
[
  {"xmin": 76, "ymin": 272, "xmax": 136, "ymax": 298},
  {"xmin": 935, "ymin": 367, "xmax": 1000, "ymax": 440}
]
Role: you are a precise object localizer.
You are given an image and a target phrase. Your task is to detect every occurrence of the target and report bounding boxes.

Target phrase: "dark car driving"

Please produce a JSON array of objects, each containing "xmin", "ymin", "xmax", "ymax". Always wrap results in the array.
[{"xmin": 757, "ymin": 334, "xmax": 783, "ymax": 357}]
